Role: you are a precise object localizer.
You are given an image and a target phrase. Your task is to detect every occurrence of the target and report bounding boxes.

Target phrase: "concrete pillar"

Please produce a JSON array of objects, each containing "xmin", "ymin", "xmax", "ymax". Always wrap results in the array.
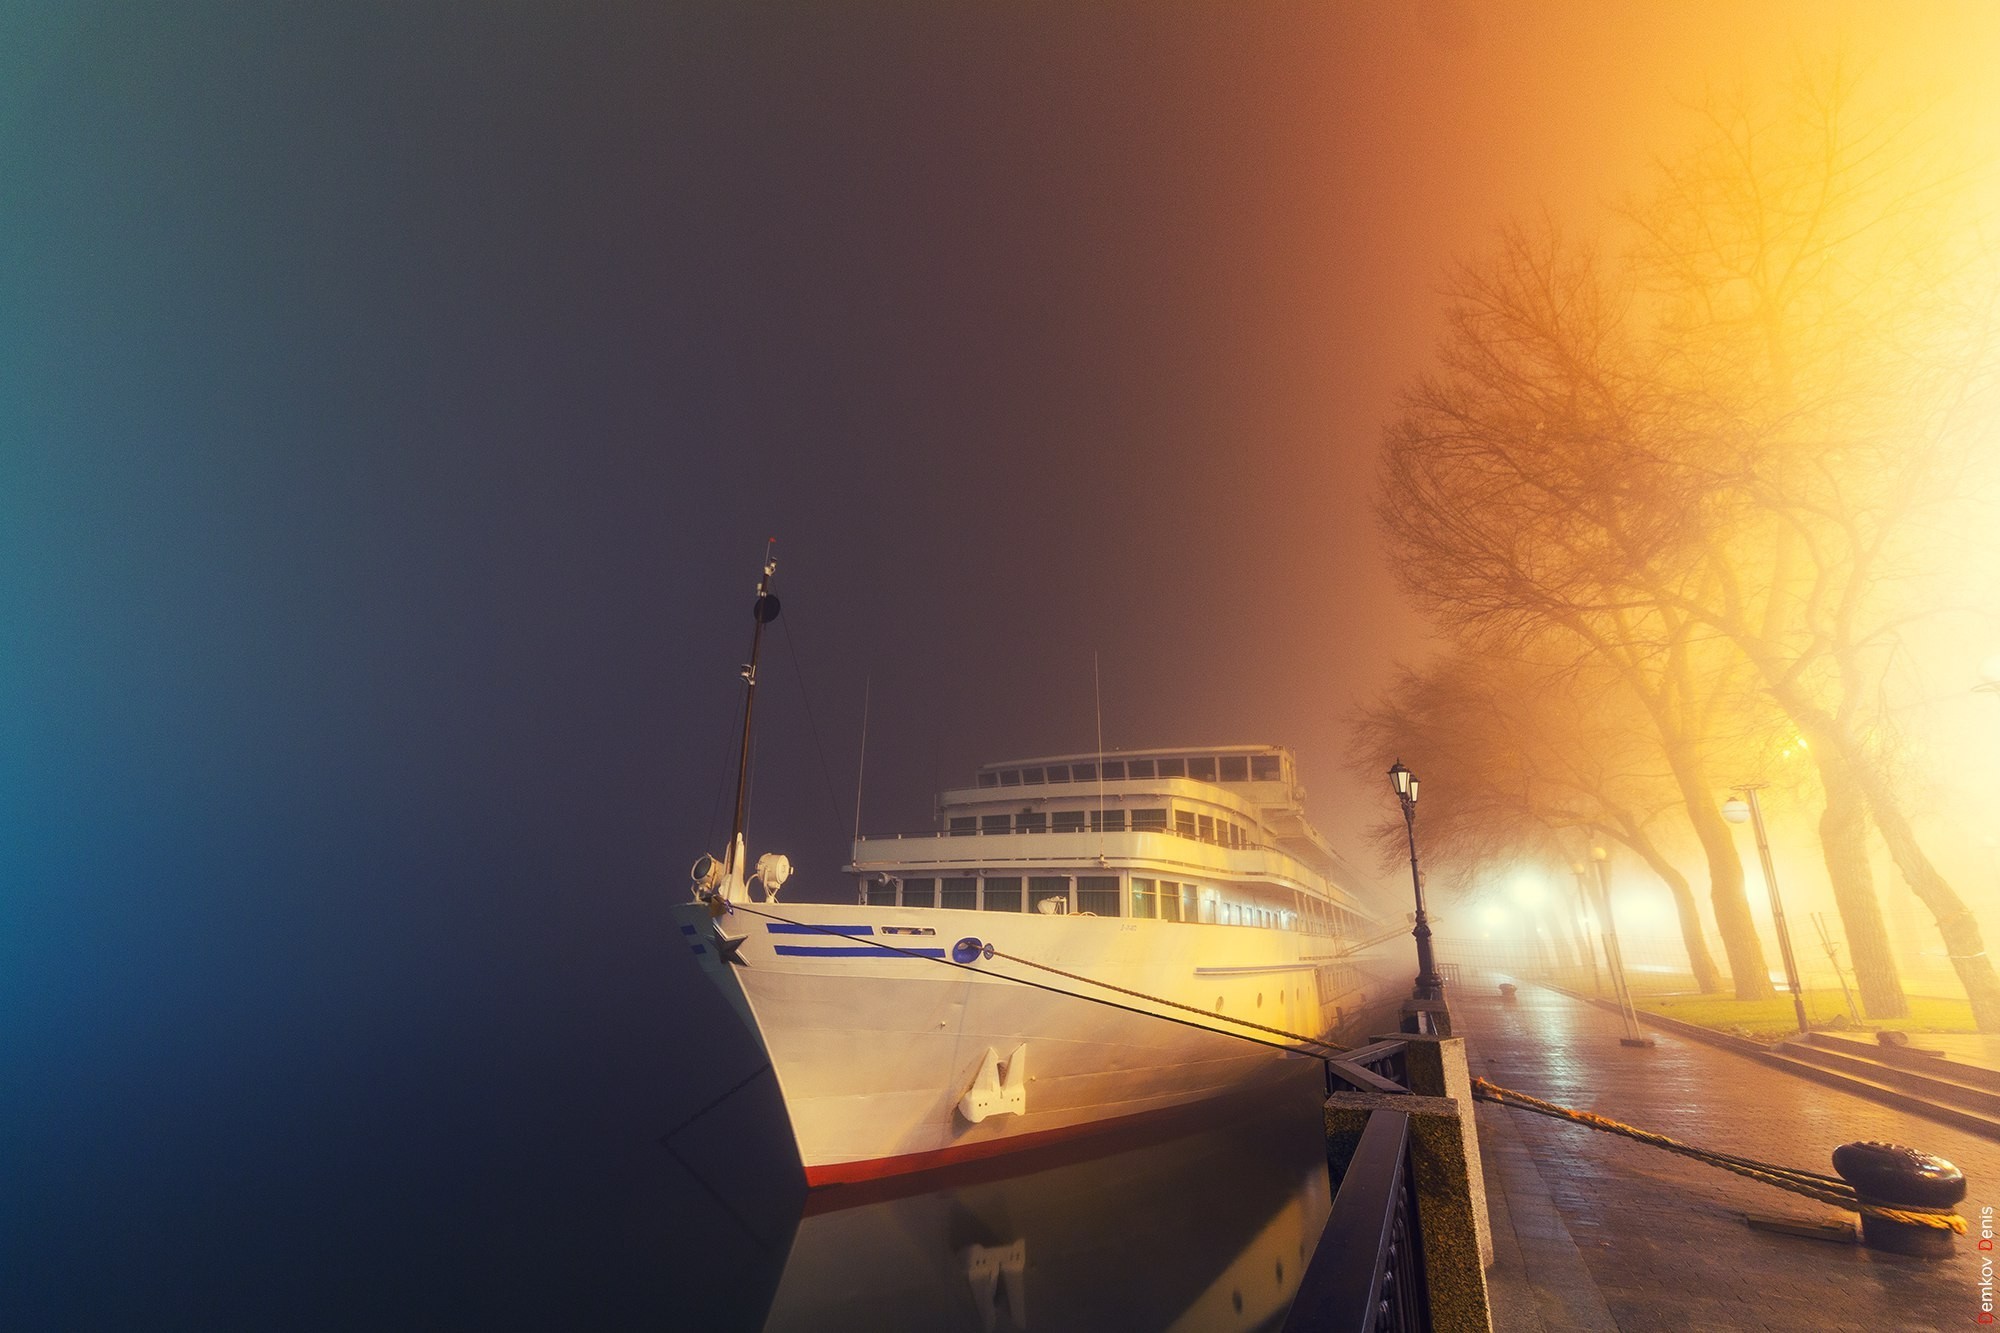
[
  {"xmin": 1325, "ymin": 1091, "xmax": 1495, "ymax": 1333},
  {"xmin": 1376, "ymin": 1032, "xmax": 1493, "ymax": 1270}
]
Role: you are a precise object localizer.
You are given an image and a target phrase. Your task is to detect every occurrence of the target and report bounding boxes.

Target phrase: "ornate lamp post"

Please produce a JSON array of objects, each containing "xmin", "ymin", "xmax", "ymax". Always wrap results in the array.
[
  {"xmin": 1723, "ymin": 786, "xmax": 1810, "ymax": 1036},
  {"xmin": 1388, "ymin": 760, "xmax": 1445, "ymax": 1002}
]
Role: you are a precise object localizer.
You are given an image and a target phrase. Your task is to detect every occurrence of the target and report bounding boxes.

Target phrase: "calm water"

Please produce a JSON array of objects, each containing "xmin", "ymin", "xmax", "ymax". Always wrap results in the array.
[
  {"xmin": 677, "ymin": 1065, "xmax": 1335, "ymax": 1332},
  {"xmin": 4, "ymin": 930, "xmax": 1334, "ymax": 1332}
]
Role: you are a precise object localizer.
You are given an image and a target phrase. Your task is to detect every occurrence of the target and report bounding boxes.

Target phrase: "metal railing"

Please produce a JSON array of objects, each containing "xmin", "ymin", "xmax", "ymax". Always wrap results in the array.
[{"xmin": 1285, "ymin": 1107, "xmax": 1431, "ymax": 1332}]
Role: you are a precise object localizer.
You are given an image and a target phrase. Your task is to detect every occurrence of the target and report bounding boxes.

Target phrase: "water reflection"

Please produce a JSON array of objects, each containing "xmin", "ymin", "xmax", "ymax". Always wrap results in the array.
[{"xmin": 761, "ymin": 1071, "xmax": 1332, "ymax": 1332}]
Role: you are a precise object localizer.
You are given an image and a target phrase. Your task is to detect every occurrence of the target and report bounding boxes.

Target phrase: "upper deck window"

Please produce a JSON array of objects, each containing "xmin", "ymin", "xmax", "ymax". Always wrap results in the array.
[
  {"xmin": 1053, "ymin": 810, "xmax": 1085, "ymax": 834},
  {"xmin": 1189, "ymin": 757, "xmax": 1217, "ymax": 782},
  {"xmin": 1133, "ymin": 808, "xmax": 1167, "ymax": 831},
  {"xmin": 1046, "ymin": 764, "xmax": 1070, "ymax": 783},
  {"xmin": 984, "ymin": 877, "xmax": 1024, "ymax": 911},
  {"xmin": 1127, "ymin": 759, "xmax": 1155, "ymax": 779},
  {"xmin": 1219, "ymin": 756, "xmax": 1248, "ymax": 782},
  {"xmin": 1090, "ymin": 809, "xmax": 1127, "ymax": 833},
  {"xmin": 1101, "ymin": 760, "xmax": 1125, "ymax": 780},
  {"xmin": 1072, "ymin": 762, "xmax": 1096, "ymax": 782},
  {"xmin": 1158, "ymin": 757, "xmax": 1186, "ymax": 778},
  {"xmin": 1021, "ymin": 767, "xmax": 1044, "ymax": 785},
  {"xmin": 979, "ymin": 772, "xmax": 999, "ymax": 788},
  {"xmin": 950, "ymin": 816, "xmax": 976, "ymax": 837},
  {"xmin": 1198, "ymin": 814, "xmax": 1215, "ymax": 842},
  {"xmin": 982, "ymin": 814, "xmax": 1011, "ymax": 835},
  {"xmin": 1000, "ymin": 770, "xmax": 1021, "ymax": 787},
  {"xmin": 1251, "ymin": 755, "xmax": 1281, "ymax": 781},
  {"xmin": 941, "ymin": 877, "xmax": 977, "ymax": 910},
  {"xmin": 1017, "ymin": 811, "xmax": 1047, "ymax": 833},
  {"xmin": 1174, "ymin": 809, "xmax": 1197, "ymax": 838}
]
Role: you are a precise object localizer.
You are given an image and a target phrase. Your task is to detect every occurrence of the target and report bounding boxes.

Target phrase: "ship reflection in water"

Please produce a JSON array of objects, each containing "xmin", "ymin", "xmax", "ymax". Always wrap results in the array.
[{"xmin": 761, "ymin": 1069, "xmax": 1332, "ymax": 1332}]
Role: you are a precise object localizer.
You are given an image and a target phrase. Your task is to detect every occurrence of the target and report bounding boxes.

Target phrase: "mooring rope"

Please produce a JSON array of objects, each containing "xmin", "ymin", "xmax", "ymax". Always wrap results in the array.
[{"xmin": 1471, "ymin": 1076, "xmax": 1967, "ymax": 1234}]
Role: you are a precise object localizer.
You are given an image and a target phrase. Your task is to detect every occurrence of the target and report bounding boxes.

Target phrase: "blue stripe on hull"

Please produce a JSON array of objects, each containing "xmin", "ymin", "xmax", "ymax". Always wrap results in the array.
[
  {"xmin": 773, "ymin": 944, "xmax": 945, "ymax": 958},
  {"xmin": 764, "ymin": 923, "xmax": 872, "ymax": 936}
]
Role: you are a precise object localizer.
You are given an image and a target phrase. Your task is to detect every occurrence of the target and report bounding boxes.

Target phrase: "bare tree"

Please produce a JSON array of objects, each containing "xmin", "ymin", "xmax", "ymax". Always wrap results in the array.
[{"xmin": 1352, "ymin": 646, "xmax": 1728, "ymax": 992}]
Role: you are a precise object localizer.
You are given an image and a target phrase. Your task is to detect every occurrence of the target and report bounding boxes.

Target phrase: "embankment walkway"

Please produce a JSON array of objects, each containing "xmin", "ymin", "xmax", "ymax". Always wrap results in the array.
[{"xmin": 1464, "ymin": 983, "xmax": 2000, "ymax": 1332}]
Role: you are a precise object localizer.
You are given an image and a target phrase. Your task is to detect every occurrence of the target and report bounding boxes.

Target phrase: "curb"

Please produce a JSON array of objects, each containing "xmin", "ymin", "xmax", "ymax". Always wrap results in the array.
[{"xmin": 1539, "ymin": 982, "xmax": 2000, "ymax": 1142}]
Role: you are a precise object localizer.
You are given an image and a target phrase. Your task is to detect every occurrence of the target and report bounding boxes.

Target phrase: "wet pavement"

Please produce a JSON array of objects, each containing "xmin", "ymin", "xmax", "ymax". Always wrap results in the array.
[{"xmin": 1461, "ymin": 982, "xmax": 2000, "ymax": 1332}]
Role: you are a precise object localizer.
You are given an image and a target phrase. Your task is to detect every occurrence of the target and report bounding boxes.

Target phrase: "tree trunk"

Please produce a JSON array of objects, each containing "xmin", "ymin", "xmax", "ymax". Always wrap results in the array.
[
  {"xmin": 1658, "ymin": 736, "xmax": 1772, "ymax": 997},
  {"xmin": 1625, "ymin": 843, "xmax": 1723, "ymax": 993},
  {"xmin": 1814, "ymin": 756, "xmax": 1909, "ymax": 1018},
  {"xmin": 1856, "ymin": 769, "xmax": 2000, "ymax": 1032}
]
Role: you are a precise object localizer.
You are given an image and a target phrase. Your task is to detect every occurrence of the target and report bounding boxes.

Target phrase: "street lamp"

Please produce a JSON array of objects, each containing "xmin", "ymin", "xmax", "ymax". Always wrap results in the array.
[
  {"xmin": 1590, "ymin": 846, "xmax": 1653, "ymax": 1047},
  {"xmin": 1388, "ymin": 759, "xmax": 1445, "ymax": 1003},
  {"xmin": 1569, "ymin": 862, "xmax": 1604, "ymax": 995},
  {"xmin": 1723, "ymin": 786, "xmax": 1810, "ymax": 1035}
]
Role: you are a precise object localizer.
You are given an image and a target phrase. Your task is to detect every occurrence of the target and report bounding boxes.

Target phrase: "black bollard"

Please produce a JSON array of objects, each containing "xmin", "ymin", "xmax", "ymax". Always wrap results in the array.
[
  {"xmin": 1499, "ymin": 983, "xmax": 1518, "ymax": 1003},
  {"xmin": 1832, "ymin": 1140, "xmax": 1966, "ymax": 1257}
]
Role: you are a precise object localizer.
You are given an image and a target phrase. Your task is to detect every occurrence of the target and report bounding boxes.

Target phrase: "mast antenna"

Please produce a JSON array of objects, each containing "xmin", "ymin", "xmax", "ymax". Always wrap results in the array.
[
  {"xmin": 723, "ymin": 539, "xmax": 780, "ymax": 890},
  {"xmin": 1094, "ymin": 650, "xmax": 1106, "ymax": 862},
  {"xmin": 852, "ymin": 674, "xmax": 871, "ymax": 842}
]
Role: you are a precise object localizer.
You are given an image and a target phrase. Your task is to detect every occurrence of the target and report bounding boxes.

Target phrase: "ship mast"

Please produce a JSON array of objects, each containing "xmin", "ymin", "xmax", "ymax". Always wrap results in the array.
[{"xmin": 722, "ymin": 541, "xmax": 780, "ymax": 894}]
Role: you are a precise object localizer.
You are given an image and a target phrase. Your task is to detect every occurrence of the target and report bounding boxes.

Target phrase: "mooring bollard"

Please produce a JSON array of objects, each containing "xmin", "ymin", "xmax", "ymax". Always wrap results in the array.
[
  {"xmin": 1498, "ymin": 983, "xmax": 1517, "ymax": 1003},
  {"xmin": 1831, "ymin": 1140, "xmax": 1966, "ymax": 1257}
]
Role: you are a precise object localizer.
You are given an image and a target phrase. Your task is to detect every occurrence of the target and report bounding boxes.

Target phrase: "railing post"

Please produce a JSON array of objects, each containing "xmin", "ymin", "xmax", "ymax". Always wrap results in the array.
[
  {"xmin": 1320, "ymin": 1092, "xmax": 1494, "ymax": 1332},
  {"xmin": 1373, "ymin": 1032, "xmax": 1492, "ymax": 1270}
]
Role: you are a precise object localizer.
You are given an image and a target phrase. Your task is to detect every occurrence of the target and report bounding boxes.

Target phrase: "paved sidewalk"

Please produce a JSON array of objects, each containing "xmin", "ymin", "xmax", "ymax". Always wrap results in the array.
[{"xmin": 1463, "ymin": 983, "xmax": 2000, "ymax": 1332}]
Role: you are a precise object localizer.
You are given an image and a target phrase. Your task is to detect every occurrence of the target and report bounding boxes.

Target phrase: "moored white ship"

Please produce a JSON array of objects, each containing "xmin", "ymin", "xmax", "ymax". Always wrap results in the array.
[{"xmin": 679, "ymin": 551, "xmax": 1398, "ymax": 1186}]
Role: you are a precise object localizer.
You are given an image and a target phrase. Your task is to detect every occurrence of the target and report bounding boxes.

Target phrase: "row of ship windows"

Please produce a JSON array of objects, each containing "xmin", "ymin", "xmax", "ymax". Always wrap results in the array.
[
  {"xmin": 978, "ymin": 753, "xmax": 1283, "ymax": 789},
  {"xmin": 863, "ymin": 874, "xmax": 1294, "ymax": 928},
  {"xmin": 947, "ymin": 808, "xmax": 1254, "ymax": 848}
]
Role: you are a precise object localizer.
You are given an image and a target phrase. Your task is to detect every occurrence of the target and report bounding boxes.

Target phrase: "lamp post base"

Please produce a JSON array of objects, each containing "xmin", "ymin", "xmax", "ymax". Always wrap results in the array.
[{"xmin": 1400, "ymin": 997, "xmax": 1453, "ymax": 1038}]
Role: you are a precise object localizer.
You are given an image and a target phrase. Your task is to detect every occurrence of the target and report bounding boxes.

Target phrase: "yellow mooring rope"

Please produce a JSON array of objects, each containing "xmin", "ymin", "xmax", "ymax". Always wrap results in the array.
[{"xmin": 1471, "ymin": 1076, "xmax": 1966, "ymax": 1234}]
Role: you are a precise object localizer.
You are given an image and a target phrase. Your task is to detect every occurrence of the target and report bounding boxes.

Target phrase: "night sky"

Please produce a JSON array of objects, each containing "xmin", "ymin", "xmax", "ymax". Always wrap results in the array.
[{"xmin": 6, "ymin": 4, "xmax": 1997, "ymax": 1326}]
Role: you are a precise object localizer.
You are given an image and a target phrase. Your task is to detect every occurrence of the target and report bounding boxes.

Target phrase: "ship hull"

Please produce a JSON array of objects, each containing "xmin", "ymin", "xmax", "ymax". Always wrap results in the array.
[{"xmin": 673, "ymin": 898, "xmax": 1377, "ymax": 1186}]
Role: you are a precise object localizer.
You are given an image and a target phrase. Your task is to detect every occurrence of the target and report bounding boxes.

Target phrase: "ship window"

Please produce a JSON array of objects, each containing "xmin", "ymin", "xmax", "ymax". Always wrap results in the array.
[
  {"xmin": 1021, "ymin": 767, "xmax": 1044, "ymax": 785},
  {"xmin": 1133, "ymin": 808, "xmax": 1167, "ymax": 831},
  {"xmin": 979, "ymin": 772, "xmax": 999, "ymax": 788},
  {"xmin": 1174, "ymin": 809, "xmax": 1197, "ymax": 838},
  {"xmin": 1181, "ymin": 884, "xmax": 1197, "ymax": 920},
  {"xmin": 982, "ymin": 814, "xmax": 1011, "ymax": 835},
  {"xmin": 941, "ymin": 878, "xmax": 977, "ymax": 910},
  {"xmin": 1072, "ymin": 762, "xmax": 1096, "ymax": 782},
  {"xmin": 903, "ymin": 878, "xmax": 936, "ymax": 908},
  {"xmin": 1251, "ymin": 755, "xmax": 1280, "ymax": 781},
  {"xmin": 983, "ymin": 877, "xmax": 1023, "ymax": 912},
  {"xmin": 1198, "ymin": 815, "xmax": 1215, "ymax": 842},
  {"xmin": 1017, "ymin": 811, "xmax": 1047, "ymax": 833},
  {"xmin": 1220, "ymin": 756, "xmax": 1248, "ymax": 782},
  {"xmin": 1046, "ymin": 764, "xmax": 1070, "ymax": 783},
  {"xmin": 1030, "ymin": 876, "xmax": 1069, "ymax": 913},
  {"xmin": 1101, "ymin": 760, "xmax": 1125, "ymax": 780},
  {"xmin": 1189, "ymin": 756, "xmax": 1217, "ymax": 782},
  {"xmin": 1158, "ymin": 880, "xmax": 1182, "ymax": 923},
  {"xmin": 949, "ymin": 816, "xmax": 976, "ymax": 837},
  {"xmin": 1000, "ymin": 770, "xmax": 1021, "ymax": 786},
  {"xmin": 1053, "ymin": 810, "xmax": 1085, "ymax": 834},
  {"xmin": 1131, "ymin": 877, "xmax": 1157, "ymax": 919},
  {"xmin": 1127, "ymin": 759, "xmax": 1155, "ymax": 778},
  {"xmin": 1158, "ymin": 757, "xmax": 1186, "ymax": 778},
  {"xmin": 1077, "ymin": 876, "xmax": 1120, "ymax": 916},
  {"xmin": 865, "ymin": 880, "xmax": 897, "ymax": 906},
  {"xmin": 1090, "ymin": 809, "xmax": 1126, "ymax": 833}
]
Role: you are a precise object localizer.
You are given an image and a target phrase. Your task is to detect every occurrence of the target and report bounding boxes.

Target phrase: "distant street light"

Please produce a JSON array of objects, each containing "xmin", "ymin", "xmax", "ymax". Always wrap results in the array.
[
  {"xmin": 1388, "ymin": 760, "xmax": 1445, "ymax": 1003},
  {"xmin": 1723, "ymin": 786, "xmax": 1810, "ymax": 1036},
  {"xmin": 1977, "ymin": 656, "xmax": 2000, "ymax": 698},
  {"xmin": 1590, "ymin": 846, "xmax": 1653, "ymax": 1047}
]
